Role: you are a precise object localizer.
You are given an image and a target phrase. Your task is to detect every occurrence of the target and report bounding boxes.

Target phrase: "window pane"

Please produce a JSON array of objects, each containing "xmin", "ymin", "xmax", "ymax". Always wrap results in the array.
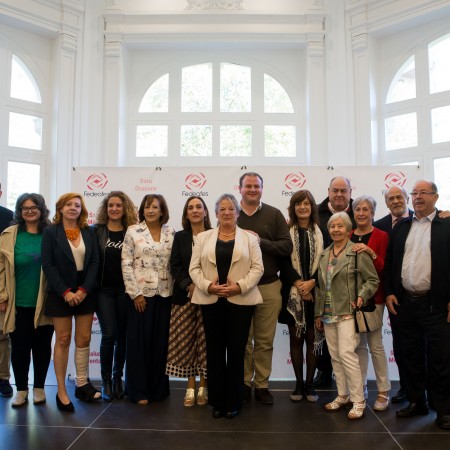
[
  {"xmin": 264, "ymin": 126, "xmax": 296, "ymax": 157},
  {"xmin": 384, "ymin": 113, "xmax": 417, "ymax": 151},
  {"xmin": 10, "ymin": 55, "xmax": 41, "ymax": 103},
  {"xmin": 386, "ymin": 56, "xmax": 416, "ymax": 104},
  {"xmin": 429, "ymin": 33, "xmax": 450, "ymax": 94},
  {"xmin": 264, "ymin": 74, "xmax": 294, "ymax": 113},
  {"xmin": 139, "ymin": 74, "xmax": 169, "ymax": 112},
  {"xmin": 182, "ymin": 64, "xmax": 212, "ymax": 112},
  {"xmin": 220, "ymin": 63, "xmax": 251, "ymax": 112},
  {"xmin": 434, "ymin": 157, "xmax": 450, "ymax": 210},
  {"xmin": 220, "ymin": 126, "xmax": 252, "ymax": 157},
  {"xmin": 136, "ymin": 125, "xmax": 168, "ymax": 157},
  {"xmin": 8, "ymin": 112, "xmax": 43, "ymax": 150},
  {"xmin": 180, "ymin": 125, "xmax": 212, "ymax": 156},
  {"xmin": 6, "ymin": 161, "xmax": 40, "ymax": 209},
  {"xmin": 431, "ymin": 105, "xmax": 450, "ymax": 144},
  {"xmin": 391, "ymin": 161, "xmax": 419, "ymax": 166}
]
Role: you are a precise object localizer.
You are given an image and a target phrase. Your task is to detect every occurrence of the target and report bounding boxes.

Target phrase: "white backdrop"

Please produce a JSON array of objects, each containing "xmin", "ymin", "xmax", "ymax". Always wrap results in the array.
[{"xmin": 68, "ymin": 165, "xmax": 422, "ymax": 381}]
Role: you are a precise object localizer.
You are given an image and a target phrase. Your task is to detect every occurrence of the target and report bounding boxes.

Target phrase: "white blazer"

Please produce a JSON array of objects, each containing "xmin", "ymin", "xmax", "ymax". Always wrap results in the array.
[{"xmin": 189, "ymin": 227, "xmax": 263, "ymax": 306}]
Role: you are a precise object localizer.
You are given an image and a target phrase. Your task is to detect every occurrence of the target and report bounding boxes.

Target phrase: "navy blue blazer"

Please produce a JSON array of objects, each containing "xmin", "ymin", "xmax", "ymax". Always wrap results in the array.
[
  {"xmin": 170, "ymin": 229, "xmax": 195, "ymax": 305},
  {"xmin": 384, "ymin": 210, "xmax": 450, "ymax": 313},
  {"xmin": 374, "ymin": 210, "xmax": 413, "ymax": 236},
  {"xmin": 42, "ymin": 223, "xmax": 99, "ymax": 297}
]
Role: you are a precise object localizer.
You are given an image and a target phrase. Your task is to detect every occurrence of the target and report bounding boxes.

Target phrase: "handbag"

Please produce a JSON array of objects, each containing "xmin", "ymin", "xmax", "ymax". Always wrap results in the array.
[{"xmin": 353, "ymin": 253, "xmax": 383, "ymax": 333}]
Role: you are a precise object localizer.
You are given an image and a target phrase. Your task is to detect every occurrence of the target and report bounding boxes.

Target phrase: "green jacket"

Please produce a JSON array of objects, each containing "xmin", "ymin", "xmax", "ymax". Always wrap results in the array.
[{"xmin": 315, "ymin": 240, "xmax": 379, "ymax": 318}]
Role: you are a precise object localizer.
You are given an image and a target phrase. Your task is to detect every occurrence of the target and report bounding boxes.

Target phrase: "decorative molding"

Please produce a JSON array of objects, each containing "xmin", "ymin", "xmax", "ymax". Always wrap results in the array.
[
  {"xmin": 60, "ymin": 32, "xmax": 78, "ymax": 52},
  {"xmin": 186, "ymin": 0, "xmax": 244, "ymax": 10}
]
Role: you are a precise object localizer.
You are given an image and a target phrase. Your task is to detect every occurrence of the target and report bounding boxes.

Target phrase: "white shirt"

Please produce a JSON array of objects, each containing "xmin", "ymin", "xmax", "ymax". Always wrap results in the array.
[{"xmin": 401, "ymin": 210, "xmax": 436, "ymax": 292}]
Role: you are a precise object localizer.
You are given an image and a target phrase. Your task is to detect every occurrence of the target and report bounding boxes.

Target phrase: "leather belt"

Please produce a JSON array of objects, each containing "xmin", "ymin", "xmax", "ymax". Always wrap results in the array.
[{"xmin": 404, "ymin": 289, "xmax": 430, "ymax": 298}]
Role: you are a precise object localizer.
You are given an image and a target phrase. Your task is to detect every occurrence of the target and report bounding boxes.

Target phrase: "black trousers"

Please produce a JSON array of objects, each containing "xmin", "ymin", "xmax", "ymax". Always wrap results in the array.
[
  {"xmin": 10, "ymin": 307, "xmax": 54, "ymax": 391},
  {"xmin": 202, "ymin": 298, "xmax": 254, "ymax": 413},
  {"xmin": 388, "ymin": 309, "xmax": 409, "ymax": 392},
  {"xmin": 396, "ymin": 294, "xmax": 450, "ymax": 418}
]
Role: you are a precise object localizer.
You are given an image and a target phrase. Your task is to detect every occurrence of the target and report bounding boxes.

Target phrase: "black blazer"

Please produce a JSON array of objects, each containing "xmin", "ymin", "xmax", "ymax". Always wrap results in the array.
[
  {"xmin": 374, "ymin": 210, "xmax": 413, "ymax": 236},
  {"xmin": 42, "ymin": 223, "xmax": 99, "ymax": 297},
  {"xmin": 170, "ymin": 229, "xmax": 195, "ymax": 306},
  {"xmin": 384, "ymin": 210, "xmax": 450, "ymax": 313}
]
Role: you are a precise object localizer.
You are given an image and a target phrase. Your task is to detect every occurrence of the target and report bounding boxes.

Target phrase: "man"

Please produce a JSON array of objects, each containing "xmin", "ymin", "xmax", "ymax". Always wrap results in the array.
[
  {"xmin": 237, "ymin": 172, "xmax": 293, "ymax": 405},
  {"xmin": 314, "ymin": 176, "xmax": 356, "ymax": 387},
  {"xmin": 374, "ymin": 186, "xmax": 412, "ymax": 404},
  {"xmin": 385, "ymin": 180, "xmax": 450, "ymax": 430},
  {"xmin": 0, "ymin": 182, "xmax": 14, "ymax": 398}
]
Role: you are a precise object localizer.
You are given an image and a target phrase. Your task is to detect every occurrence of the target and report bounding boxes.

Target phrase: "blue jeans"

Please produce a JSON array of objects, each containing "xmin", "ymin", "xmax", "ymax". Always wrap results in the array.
[{"xmin": 97, "ymin": 287, "xmax": 129, "ymax": 380}]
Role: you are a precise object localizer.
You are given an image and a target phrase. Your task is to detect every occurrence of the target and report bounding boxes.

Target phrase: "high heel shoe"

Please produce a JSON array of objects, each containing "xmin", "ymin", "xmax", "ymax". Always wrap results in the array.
[
  {"xmin": 102, "ymin": 379, "xmax": 113, "ymax": 402},
  {"xmin": 56, "ymin": 393, "xmax": 75, "ymax": 412},
  {"xmin": 184, "ymin": 388, "xmax": 195, "ymax": 407},
  {"xmin": 197, "ymin": 387, "xmax": 208, "ymax": 406},
  {"xmin": 113, "ymin": 377, "xmax": 124, "ymax": 400}
]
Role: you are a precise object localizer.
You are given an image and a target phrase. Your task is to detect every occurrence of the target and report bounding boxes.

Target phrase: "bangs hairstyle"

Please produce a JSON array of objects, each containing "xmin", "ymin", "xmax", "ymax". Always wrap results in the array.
[
  {"xmin": 53, "ymin": 193, "xmax": 89, "ymax": 228},
  {"xmin": 138, "ymin": 194, "xmax": 169, "ymax": 224},
  {"xmin": 181, "ymin": 196, "xmax": 212, "ymax": 231},
  {"xmin": 13, "ymin": 193, "xmax": 51, "ymax": 233},
  {"xmin": 214, "ymin": 194, "xmax": 241, "ymax": 214},
  {"xmin": 96, "ymin": 191, "xmax": 138, "ymax": 228},
  {"xmin": 287, "ymin": 190, "xmax": 319, "ymax": 228}
]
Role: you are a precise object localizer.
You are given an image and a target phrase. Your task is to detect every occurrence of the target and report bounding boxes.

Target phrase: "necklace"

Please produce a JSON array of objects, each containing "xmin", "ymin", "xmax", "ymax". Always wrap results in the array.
[
  {"xmin": 331, "ymin": 243, "xmax": 346, "ymax": 266},
  {"xmin": 219, "ymin": 228, "xmax": 236, "ymax": 237},
  {"xmin": 355, "ymin": 227, "xmax": 373, "ymax": 242},
  {"xmin": 65, "ymin": 228, "xmax": 80, "ymax": 241}
]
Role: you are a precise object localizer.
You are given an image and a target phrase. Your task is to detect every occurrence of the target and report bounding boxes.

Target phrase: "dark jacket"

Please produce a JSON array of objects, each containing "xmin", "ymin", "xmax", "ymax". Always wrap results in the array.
[
  {"xmin": 384, "ymin": 211, "xmax": 450, "ymax": 313},
  {"xmin": 170, "ymin": 229, "xmax": 194, "ymax": 306},
  {"xmin": 42, "ymin": 223, "xmax": 99, "ymax": 297},
  {"xmin": 373, "ymin": 210, "xmax": 413, "ymax": 236},
  {"xmin": 0, "ymin": 206, "xmax": 13, "ymax": 233},
  {"xmin": 318, "ymin": 197, "xmax": 356, "ymax": 247}
]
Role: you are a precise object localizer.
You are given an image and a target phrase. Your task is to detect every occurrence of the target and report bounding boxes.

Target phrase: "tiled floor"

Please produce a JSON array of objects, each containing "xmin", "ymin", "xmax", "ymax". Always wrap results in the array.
[{"xmin": 1, "ymin": 380, "xmax": 449, "ymax": 450}]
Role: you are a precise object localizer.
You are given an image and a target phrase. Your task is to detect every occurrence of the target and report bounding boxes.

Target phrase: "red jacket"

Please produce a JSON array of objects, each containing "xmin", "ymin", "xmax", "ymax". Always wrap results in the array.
[{"xmin": 350, "ymin": 227, "xmax": 389, "ymax": 304}]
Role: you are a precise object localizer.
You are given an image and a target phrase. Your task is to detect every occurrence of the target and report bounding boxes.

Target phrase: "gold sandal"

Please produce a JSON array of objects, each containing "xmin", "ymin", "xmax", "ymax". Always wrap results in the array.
[
  {"xmin": 197, "ymin": 387, "xmax": 208, "ymax": 406},
  {"xmin": 184, "ymin": 388, "xmax": 195, "ymax": 407}
]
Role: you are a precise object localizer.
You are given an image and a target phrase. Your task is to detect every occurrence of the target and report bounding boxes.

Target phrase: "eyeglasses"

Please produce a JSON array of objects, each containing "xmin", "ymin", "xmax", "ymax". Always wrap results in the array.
[
  {"xmin": 410, "ymin": 191, "xmax": 436, "ymax": 197},
  {"xmin": 21, "ymin": 206, "xmax": 39, "ymax": 213},
  {"xmin": 330, "ymin": 189, "xmax": 349, "ymax": 194}
]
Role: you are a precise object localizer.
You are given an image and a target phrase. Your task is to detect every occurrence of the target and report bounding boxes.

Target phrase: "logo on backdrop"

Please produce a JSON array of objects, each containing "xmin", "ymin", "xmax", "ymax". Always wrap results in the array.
[
  {"xmin": 86, "ymin": 173, "xmax": 109, "ymax": 190},
  {"xmin": 182, "ymin": 172, "xmax": 208, "ymax": 197},
  {"xmin": 282, "ymin": 172, "xmax": 307, "ymax": 196},
  {"xmin": 384, "ymin": 171, "xmax": 407, "ymax": 188}
]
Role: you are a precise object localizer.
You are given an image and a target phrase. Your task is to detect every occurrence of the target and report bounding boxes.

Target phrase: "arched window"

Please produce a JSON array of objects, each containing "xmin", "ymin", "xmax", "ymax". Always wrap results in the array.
[
  {"xmin": 1, "ymin": 48, "xmax": 48, "ymax": 209},
  {"xmin": 380, "ymin": 32, "xmax": 450, "ymax": 208},
  {"xmin": 131, "ymin": 60, "xmax": 299, "ymax": 166}
]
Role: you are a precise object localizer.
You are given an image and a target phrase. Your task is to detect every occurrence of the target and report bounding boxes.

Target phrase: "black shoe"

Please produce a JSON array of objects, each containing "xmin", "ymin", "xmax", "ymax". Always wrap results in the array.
[
  {"xmin": 255, "ymin": 388, "xmax": 274, "ymax": 405},
  {"xmin": 75, "ymin": 383, "xmax": 101, "ymax": 402},
  {"xmin": 436, "ymin": 415, "xmax": 450, "ymax": 430},
  {"xmin": 226, "ymin": 410, "xmax": 239, "ymax": 419},
  {"xmin": 313, "ymin": 370, "xmax": 332, "ymax": 387},
  {"xmin": 212, "ymin": 408, "xmax": 223, "ymax": 418},
  {"xmin": 396, "ymin": 402, "xmax": 429, "ymax": 418},
  {"xmin": 102, "ymin": 379, "xmax": 113, "ymax": 402},
  {"xmin": 243, "ymin": 384, "xmax": 252, "ymax": 404},
  {"xmin": 113, "ymin": 378, "xmax": 124, "ymax": 400},
  {"xmin": 56, "ymin": 393, "xmax": 75, "ymax": 412},
  {"xmin": 391, "ymin": 389, "xmax": 407, "ymax": 404},
  {"xmin": 0, "ymin": 378, "xmax": 13, "ymax": 397}
]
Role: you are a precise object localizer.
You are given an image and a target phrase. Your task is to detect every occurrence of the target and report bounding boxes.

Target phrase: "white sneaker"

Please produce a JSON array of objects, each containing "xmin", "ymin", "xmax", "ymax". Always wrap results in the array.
[
  {"xmin": 33, "ymin": 388, "xmax": 46, "ymax": 405},
  {"xmin": 12, "ymin": 390, "xmax": 28, "ymax": 407}
]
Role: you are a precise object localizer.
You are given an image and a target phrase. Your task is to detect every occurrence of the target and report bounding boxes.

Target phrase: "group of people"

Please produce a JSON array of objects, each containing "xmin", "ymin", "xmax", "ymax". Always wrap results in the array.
[{"xmin": 0, "ymin": 174, "xmax": 449, "ymax": 430}]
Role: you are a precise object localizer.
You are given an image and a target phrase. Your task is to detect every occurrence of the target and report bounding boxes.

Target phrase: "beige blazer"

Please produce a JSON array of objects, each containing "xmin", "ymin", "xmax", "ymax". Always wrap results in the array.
[
  {"xmin": 0, "ymin": 225, "xmax": 52, "ymax": 334},
  {"xmin": 189, "ymin": 227, "xmax": 263, "ymax": 306}
]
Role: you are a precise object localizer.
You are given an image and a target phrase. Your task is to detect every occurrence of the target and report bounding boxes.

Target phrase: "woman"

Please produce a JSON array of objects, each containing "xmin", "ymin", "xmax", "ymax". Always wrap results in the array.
[
  {"xmin": 94, "ymin": 191, "xmax": 137, "ymax": 401},
  {"xmin": 122, "ymin": 194, "xmax": 174, "ymax": 405},
  {"xmin": 189, "ymin": 194, "xmax": 263, "ymax": 419},
  {"xmin": 42, "ymin": 193, "xmax": 100, "ymax": 412},
  {"xmin": 279, "ymin": 190, "xmax": 323, "ymax": 402},
  {"xmin": 0, "ymin": 193, "xmax": 54, "ymax": 407},
  {"xmin": 315, "ymin": 212, "xmax": 379, "ymax": 420},
  {"xmin": 166, "ymin": 197, "xmax": 211, "ymax": 407},
  {"xmin": 350, "ymin": 195, "xmax": 391, "ymax": 411}
]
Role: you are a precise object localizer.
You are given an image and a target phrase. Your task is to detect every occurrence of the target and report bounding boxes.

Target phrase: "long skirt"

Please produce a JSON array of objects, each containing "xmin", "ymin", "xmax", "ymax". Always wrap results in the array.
[
  {"xmin": 166, "ymin": 302, "xmax": 207, "ymax": 379},
  {"xmin": 125, "ymin": 295, "xmax": 171, "ymax": 403}
]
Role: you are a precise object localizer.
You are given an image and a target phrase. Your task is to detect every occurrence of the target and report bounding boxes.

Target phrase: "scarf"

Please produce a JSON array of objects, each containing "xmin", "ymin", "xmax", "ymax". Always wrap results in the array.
[{"xmin": 287, "ymin": 223, "xmax": 325, "ymax": 353}]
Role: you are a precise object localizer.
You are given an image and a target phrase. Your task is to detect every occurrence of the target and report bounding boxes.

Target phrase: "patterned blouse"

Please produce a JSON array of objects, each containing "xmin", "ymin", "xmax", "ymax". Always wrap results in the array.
[{"xmin": 122, "ymin": 222, "xmax": 175, "ymax": 299}]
